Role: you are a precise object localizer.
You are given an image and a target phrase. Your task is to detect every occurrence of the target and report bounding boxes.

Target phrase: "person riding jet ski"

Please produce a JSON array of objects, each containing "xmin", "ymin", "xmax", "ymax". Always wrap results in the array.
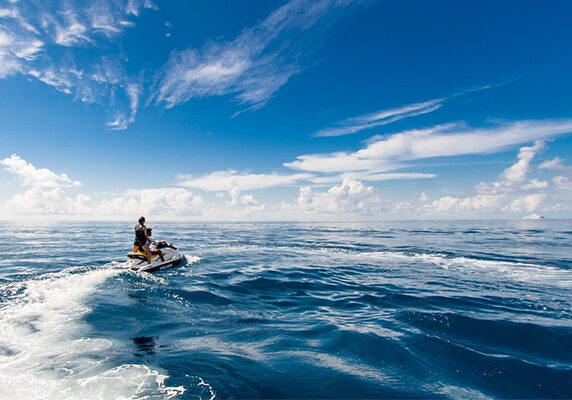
[
  {"xmin": 127, "ymin": 223, "xmax": 185, "ymax": 272},
  {"xmin": 133, "ymin": 216, "xmax": 153, "ymax": 264}
]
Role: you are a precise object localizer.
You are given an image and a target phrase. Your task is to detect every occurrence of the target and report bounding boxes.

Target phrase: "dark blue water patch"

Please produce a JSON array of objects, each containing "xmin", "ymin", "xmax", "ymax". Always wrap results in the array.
[
  {"xmin": 406, "ymin": 333, "xmax": 572, "ymax": 398},
  {"xmin": 234, "ymin": 275, "xmax": 343, "ymax": 294},
  {"xmin": 132, "ymin": 336, "xmax": 166, "ymax": 356},
  {"xmin": 398, "ymin": 311, "xmax": 572, "ymax": 365}
]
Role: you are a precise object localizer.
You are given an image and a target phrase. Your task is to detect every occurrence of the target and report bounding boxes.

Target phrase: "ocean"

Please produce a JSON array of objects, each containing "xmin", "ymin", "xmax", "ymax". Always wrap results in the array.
[{"xmin": 0, "ymin": 220, "xmax": 570, "ymax": 399}]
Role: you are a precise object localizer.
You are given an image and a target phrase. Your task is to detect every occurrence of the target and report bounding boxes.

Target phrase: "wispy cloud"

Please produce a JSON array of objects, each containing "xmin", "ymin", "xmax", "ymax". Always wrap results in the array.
[
  {"xmin": 154, "ymin": 0, "xmax": 361, "ymax": 113},
  {"xmin": 312, "ymin": 85, "xmax": 494, "ymax": 137},
  {"xmin": 286, "ymin": 119, "xmax": 572, "ymax": 173},
  {"xmin": 0, "ymin": 0, "xmax": 148, "ymax": 129},
  {"xmin": 309, "ymin": 172, "xmax": 435, "ymax": 184},
  {"xmin": 313, "ymin": 99, "xmax": 443, "ymax": 137}
]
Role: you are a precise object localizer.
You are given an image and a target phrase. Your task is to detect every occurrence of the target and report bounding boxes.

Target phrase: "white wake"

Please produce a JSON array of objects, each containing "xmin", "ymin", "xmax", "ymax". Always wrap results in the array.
[{"xmin": 0, "ymin": 266, "xmax": 185, "ymax": 399}]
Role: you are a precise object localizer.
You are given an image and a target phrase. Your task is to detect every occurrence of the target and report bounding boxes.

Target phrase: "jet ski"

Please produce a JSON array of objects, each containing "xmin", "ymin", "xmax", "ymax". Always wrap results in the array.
[{"xmin": 126, "ymin": 242, "xmax": 185, "ymax": 272}]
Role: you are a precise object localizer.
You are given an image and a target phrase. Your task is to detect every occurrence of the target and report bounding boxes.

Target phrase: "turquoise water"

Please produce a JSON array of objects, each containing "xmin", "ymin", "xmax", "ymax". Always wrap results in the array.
[{"xmin": 0, "ymin": 221, "xmax": 571, "ymax": 399}]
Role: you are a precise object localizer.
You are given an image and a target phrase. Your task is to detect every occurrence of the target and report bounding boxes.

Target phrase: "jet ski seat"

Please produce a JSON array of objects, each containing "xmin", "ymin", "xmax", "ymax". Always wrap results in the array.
[{"xmin": 127, "ymin": 252, "xmax": 148, "ymax": 260}]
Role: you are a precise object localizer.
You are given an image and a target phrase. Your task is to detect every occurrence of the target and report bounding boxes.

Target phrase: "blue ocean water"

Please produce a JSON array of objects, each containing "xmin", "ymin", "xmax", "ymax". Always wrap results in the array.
[{"xmin": 0, "ymin": 220, "xmax": 571, "ymax": 399}]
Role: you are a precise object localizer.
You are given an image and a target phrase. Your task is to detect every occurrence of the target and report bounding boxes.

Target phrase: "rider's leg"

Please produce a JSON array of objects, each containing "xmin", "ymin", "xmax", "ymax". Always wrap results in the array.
[{"xmin": 143, "ymin": 243, "xmax": 152, "ymax": 264}]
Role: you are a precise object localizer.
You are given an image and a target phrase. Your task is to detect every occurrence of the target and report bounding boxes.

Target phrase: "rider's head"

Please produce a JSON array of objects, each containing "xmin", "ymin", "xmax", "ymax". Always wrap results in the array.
[{"xmin": 138, "ymin": 216, "xmax": 145, "ymax": 224}]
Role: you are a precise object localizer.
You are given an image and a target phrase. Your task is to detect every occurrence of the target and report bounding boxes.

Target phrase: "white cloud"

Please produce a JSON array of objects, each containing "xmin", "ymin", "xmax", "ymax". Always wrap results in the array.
[
  {"xmin": 99, "ymin": 188, "xmax": 203, "ymax": 217},
  {"xmin": 227, "ymin": 187, "xmax": 265, "ymax": 214},
  {"xmin": 283, "ymin": 179, "xmax": 385, "ymax": 214},
  {"xmin": 13, "ymin": 39, "xmax": 43, "ymax": 60},
  {"xmin": 178, "ymin": 170, "xmax": 312, "ymax": 191},
  {"xmin": 539, "ymin": 157, "xmax": 566, "ymax": 171},
  {"xmin": 312, "ymin": 85, "xmax": 495, "ymax": 138},
  {"xmin": 155, "ymin": 0, "xmax": 358, "ymax": 112},
  {"xmin": 285, "ymin": 120, "xmax": 572, "ymax": 174},
  {"xmin": 503, "ymin": 194, "xmax": 546, "ymax": 213},
  {"xmin": 420, "ymin": 140, "xmax": 557, "ymax": 215},
  {"xmin": 313, "ymin": 99, "xmax": 443, "ymax": 137},
  {"xmin": 538, "ymin": 157, "xmax": 572, "ymax": 191},
  {"xmin": 54, "ymin": 19, "xmax": 90, "ymax": 46},
  {"xmin": 105, "ymin": 115, "xmax": 129, "ymax": 130},
  {"xmin": 553, "ymin": 176, "xmax": 572, "ymax": 191},
  {"xmin": 0, "ymin": 8, "xmax": 18, "ymax": 19},
  {"xmin": 0, "ymin": 0, "xmax": 144, "ymax": 128},
  {"xmin": 423, "ymin": 194, "xmax": 506, "ymax": 213},
  {"xmin": 308, "ymin": 172, "xmax": 435, "ymax": 184},
  {"xmin": 0, "ymin": 27, "xmax": 44, "ymax": 77},
  {"xmin": 126, "ymin": 0, "xmax": 158, "ymax": 16},
  {"xmin": 522, "ymin": 179, "xmax": 548, "ymax": 190},
  {"xmin": 104, "ymin": 82, "xmax": 140, "ymax": 129},
  {"xmin": 475, "ymin": 140, "xmax": 550, "ymax": 195},
  {"xmin": 6, "ymin": 187, "xmax": 92, "ymax": 214},
  {"xmin": 1, "ymin": 154, "xmax": 82, "ymax": 187},
  {"xmin": 500, "ymin": 140, "xmax": 544, "ymax": 185},
  {"xmin": 126, "ymin": 82, "xmax": 140, "ymax": 122}
]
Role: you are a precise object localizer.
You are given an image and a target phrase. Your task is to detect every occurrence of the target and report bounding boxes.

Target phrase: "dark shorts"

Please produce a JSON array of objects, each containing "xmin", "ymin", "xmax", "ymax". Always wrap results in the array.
[{"xmin": 134, "ymin": 240, "xmax": 147, "ymax": 252}]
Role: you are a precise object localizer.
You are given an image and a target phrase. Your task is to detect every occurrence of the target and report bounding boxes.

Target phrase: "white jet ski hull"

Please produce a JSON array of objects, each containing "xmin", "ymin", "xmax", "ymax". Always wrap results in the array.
[{"xmin": 126, "ymin": 246, "xmax": 185, "ymax": 272}]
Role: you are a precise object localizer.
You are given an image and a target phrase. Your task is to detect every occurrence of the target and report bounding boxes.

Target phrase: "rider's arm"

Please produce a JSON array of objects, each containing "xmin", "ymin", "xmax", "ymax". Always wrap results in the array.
[
  {"xmin": 143, "ymin": 226, "xmax": 152, "ymax": 243},
  {"xmin": 143, "ymin": 227, "xmax": 157, "ymax": 245}
]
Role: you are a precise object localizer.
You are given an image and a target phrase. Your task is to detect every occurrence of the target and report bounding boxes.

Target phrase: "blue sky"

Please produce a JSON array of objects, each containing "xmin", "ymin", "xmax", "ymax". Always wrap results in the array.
[{"xmin": 1, "ymin": 0, "xmax": 572, "ymax": 220}]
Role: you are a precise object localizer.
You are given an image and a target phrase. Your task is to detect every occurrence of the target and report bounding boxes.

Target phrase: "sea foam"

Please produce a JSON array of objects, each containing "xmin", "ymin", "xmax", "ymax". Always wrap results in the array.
[{"xmin": 0, "ymin": 266, "xmax": 185, "ymax": 399}]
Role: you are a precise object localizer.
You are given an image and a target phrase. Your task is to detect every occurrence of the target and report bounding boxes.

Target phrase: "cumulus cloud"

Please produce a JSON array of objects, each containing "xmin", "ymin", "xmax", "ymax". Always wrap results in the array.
[
  {"xmin": 500, "ymin": 140, "xmax": 544, "ymax": 185},
  {"xmin": 99, "ymin": 188, "xmax": 204, "ymax": 216},
  {"xmin": 283, "ymin": 179, "xmax": 385, "ymax": 214},
  {"xmin": 1, "ymin": 154, "xmax": 81, "ymax": 187},
  {"xmin": 178, "ymin": 170, "xmax": 312, "ymax": 191},
  {"xmin": 522, "ymin": 179, "xmax": 548, "ymax": 190},
  {"xmin": 423, "ymin": 194, "xmax": 506, "ymax": 213},
  {"xmin": 421, "ymin": 141, "xmax": 556, "ymax": 215},
  {"xmin": 503, "ymin": 194, "xmax": 546, "ymax": 213},
  {"xmin": 227, "ymin": 187, "xmax": 265, "ymax": 214},
  {"xmin": 0, "ymin": 154, "xmax": 92, "ymax": 215},
  {"xmin": 6, "ymin": 187, "xmax": 92, "ymax": 214},
  {"xmin": 475, "ymin": 140, "xmax": 548, "ymax": 195},
  {"xmin": 154, "ymin": 0, "xmax": 359, "ymax": 112}
]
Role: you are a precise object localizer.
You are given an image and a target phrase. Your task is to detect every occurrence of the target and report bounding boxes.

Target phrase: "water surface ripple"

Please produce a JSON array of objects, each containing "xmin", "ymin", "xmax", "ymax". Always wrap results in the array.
[{"xmin": 0, "ymin": 221, "xmax": 570, "ymax": 399}]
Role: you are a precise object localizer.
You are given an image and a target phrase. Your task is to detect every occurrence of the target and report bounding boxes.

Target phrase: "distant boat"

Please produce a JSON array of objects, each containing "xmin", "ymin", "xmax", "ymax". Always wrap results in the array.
[{"xmin": 523, "ymin": 213, "xmax": 544, "ymax": 220}]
